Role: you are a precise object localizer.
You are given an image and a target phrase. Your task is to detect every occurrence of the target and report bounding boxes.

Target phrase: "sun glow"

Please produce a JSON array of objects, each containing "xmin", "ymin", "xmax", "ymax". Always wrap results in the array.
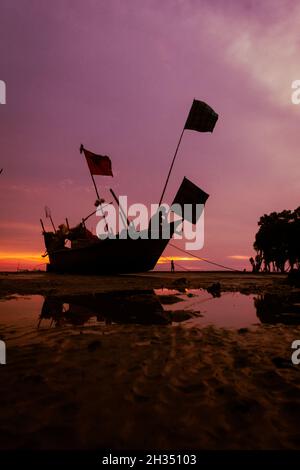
[
  {"xmin": 0, "ymin": 252, "xmax": 44, "ymax": 262},
  {"xmin": 227, "ymin": 255, "xmax": 250, "ymax": 260},
  {"xmin": 0, "ymin": 252, "xmax": 46, "ymax": 270},
  {"xmin": 157, "ymin": 256, "xmax": 197, "ymax": 265}
]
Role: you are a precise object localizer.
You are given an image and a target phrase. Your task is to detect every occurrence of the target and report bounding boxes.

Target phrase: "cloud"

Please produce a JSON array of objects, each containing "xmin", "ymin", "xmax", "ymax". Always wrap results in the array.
[{"xmin": 199, "ymin": 1, "xmax": 300, "ymax": 107}]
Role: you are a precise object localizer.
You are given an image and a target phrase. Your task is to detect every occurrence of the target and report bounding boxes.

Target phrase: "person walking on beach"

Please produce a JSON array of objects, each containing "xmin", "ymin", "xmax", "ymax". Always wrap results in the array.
[{"xmin": 171, "ymin": 259, "xmax": 175, "ymax": 273}]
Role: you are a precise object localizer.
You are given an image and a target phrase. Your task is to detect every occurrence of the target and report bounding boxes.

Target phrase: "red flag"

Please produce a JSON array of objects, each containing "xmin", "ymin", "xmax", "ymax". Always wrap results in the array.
[{"xmin": 82, "ymin": 147, "xmax": 113, "ymax": 176}]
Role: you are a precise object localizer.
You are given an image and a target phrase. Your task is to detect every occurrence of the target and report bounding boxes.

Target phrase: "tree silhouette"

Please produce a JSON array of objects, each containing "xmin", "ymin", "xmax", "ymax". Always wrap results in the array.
[{"xmin": 252, "ymin": 208, "xmax": 300, "ymax": 272}]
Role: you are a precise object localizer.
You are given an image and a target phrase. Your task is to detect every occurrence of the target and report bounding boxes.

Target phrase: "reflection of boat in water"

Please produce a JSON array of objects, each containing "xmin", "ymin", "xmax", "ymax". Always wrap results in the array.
[
  {"xmin": 254, "ymin": 293, "xmax": 300, "ymax": 325},
  {"xmin": 39, "ymin": 290, "xmax": 171, "ymax": 327},
  {"xmin": 39, "ymin": 290, "xmax": 300, "ymax": 329}
]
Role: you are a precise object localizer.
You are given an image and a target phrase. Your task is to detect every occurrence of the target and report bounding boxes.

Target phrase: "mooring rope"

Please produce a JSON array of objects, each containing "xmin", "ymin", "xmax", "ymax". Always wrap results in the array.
[{"xmin": 169, "ymin": 243, "xmax": 242, "ymax": 272}]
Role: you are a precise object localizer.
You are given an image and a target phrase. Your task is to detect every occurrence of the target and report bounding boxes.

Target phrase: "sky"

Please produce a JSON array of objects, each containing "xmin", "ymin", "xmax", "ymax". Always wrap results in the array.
[{"xmin": 0, "ymin": 0, "xmax": 300, "ymax": 271}]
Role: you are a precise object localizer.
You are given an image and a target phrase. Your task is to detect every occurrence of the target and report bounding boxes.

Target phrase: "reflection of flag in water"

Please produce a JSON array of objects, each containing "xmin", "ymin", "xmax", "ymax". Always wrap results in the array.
[
  {"xmin": 81, "ymin": 147, "xmax": 113, "ymax": 176},
  {"xmin": 184, "ymin": 99, "xmax": 218, "ymax": 133},
  {"xmin": 172, "ymin": 177, "xmax": 209, "ymax": 224}
]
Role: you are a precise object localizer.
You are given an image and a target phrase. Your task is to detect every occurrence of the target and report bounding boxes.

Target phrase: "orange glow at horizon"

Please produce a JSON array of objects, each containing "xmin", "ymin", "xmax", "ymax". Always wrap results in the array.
[
  {"xmin": 0, "ymin": 252, "xmax": 193, "ymax": 264},
  {"xmin": 0, "ymin": 251, "xmax": 46, "ymax": 263},
  {"xmin": 157, "ymin": 256, "xmax": 198, "ymax": 265},
  {"xmin": 0, "ymin": 252, "xmax": 248, "ymax": 272},
  {"xmin": 0, "ymin": 252, "xmax": 47, "ymax": 271},
  {"xmin": 0, "ymin": 252, "xmax": 195, "ymax": 267}
]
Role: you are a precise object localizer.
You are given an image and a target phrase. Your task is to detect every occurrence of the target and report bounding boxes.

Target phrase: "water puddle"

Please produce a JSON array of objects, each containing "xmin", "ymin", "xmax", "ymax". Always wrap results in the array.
[
  {"xmin": 156, "ymin": 288, "xmax": 258, "ymax": 328},
  {"xmin": 1, "ymin": 290, "xmax": 300, "ymax": 338}
]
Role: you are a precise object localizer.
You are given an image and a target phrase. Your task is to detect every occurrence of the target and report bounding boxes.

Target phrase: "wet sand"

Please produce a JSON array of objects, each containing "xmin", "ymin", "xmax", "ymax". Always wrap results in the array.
[
  {"xmin": 0, "ymin": 271, "xmax": 291, "ymax": 298},
  {"xmin": 0, "ymin": 272, "xmax": 300, "ymax": 450}
]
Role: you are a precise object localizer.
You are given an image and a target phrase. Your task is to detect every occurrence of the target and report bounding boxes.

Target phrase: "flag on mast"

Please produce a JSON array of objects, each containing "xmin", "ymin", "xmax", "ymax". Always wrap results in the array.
[
  {"xmin": 80, "ymin": 145, "xmax": 113, "ymax": 176},
  {"xmin": 184, "ymin": 99, "xmax": 218, "ymax": 133},
  {"xmin": 172, "ymin": 177, "xmax": 209, "ymax": 224}
]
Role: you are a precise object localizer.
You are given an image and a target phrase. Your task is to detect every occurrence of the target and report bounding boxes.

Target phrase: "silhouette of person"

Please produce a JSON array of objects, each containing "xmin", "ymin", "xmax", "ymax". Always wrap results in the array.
[{"xmin": 171, "ymin": 259, "xmax": 175, "ymax": 272}]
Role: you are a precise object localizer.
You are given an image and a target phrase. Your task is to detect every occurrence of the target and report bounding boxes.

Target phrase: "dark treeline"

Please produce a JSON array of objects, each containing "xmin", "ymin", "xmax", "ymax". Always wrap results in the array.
[{"xmin": 250, "ymin": 207, "xmax": 300, "ymax": 273}]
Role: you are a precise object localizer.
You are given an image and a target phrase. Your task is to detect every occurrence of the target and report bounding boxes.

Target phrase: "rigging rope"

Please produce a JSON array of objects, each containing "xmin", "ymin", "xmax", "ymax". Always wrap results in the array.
[{"xmin": 169, "ymin": 243, "xmax": 242, "ymax": 272}]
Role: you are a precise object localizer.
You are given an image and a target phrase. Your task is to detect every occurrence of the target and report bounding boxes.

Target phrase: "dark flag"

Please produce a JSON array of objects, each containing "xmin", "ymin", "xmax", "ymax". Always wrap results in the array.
[
  {"xmin": 172, "ymin": 177, "xmax": 209, "ymax": 224},
  {"xmin": 81, "ymin": 145, "xmax": 113, "ymax": 176},
  {"xmin": 44, "ymin": 206, "xmax": 51, "ymax": 218},
  {"xmin": 184, "ymin": 99, "xmax": 218, "ymax": 133}
]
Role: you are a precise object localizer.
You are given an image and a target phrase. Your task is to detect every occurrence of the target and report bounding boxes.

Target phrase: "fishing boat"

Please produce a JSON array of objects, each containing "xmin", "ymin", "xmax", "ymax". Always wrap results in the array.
[
  {"xmin": 41, "ymin": 99, "xmax": 218, "ymax": 274},
  {"xmin": 43, "ymin": 221, "xmax": 180, "ymax": 274}
]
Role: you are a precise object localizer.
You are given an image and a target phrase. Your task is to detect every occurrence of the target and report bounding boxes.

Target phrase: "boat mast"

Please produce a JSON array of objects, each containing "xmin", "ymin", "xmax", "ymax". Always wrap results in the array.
[
  {"xmin": 159, "ymin": 127, "xmax": 185, "ymax": 206},
  {"xmin": 80, "ymin": 144, "xmax": 108, "ymax": 231}
]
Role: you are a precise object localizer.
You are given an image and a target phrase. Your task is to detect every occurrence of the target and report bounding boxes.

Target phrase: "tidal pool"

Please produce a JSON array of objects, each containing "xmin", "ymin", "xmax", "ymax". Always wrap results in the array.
[{"xmin": 1, "ymin": 289, "xmax": 300, "ymax": 335}]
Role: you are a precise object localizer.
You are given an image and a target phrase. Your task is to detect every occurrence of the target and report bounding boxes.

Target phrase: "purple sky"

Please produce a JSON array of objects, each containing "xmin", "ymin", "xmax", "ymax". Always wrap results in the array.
[{"xmin": 0, "ymin": 0, "xmax": 300, "ymax": 270}]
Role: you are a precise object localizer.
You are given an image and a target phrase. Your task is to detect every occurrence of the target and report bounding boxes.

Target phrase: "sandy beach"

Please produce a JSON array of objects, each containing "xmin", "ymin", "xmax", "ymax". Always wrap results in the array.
[
  {"xmin": 0, "ymin": 272, "xmax": 300, "ymax": 450},
  {"xmin": 0, "ymin": 271, "xmax": 290, "ymax": 298}
]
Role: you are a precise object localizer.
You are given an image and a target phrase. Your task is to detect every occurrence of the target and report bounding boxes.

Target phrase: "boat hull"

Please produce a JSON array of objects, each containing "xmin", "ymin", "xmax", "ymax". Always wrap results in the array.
[{"xmin": 44, "ymin": 225, "xmax": 176, "ymax": 274}]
